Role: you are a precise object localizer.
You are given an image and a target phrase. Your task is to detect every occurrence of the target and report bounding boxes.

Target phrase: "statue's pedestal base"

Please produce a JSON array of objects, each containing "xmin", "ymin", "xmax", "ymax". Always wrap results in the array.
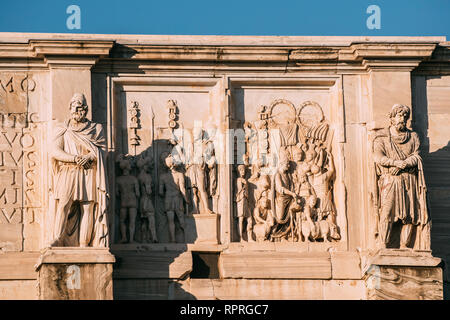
[
  {"xmin": 35, "ymin": 247, "xmax": 115, "ymax": 300},
  {"xmin": 186, "ymin": 213, "xmax": 220, "ymax": 244},
  {"xmin": 363, "ymin": 249, "xmax": 443, "ymax": 300}
]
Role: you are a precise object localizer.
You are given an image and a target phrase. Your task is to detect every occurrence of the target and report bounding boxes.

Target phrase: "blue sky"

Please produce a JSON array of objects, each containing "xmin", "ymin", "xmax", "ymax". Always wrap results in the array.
[{"xmin": 0, "ymin": 0, "xmax": 448, "ymax": 38}]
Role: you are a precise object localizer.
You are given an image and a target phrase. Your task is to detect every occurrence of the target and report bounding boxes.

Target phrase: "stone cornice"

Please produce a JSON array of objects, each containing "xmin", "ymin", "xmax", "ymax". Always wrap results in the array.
[
  {"xmin": 0, "ymin": 35, "xmax": 447, "ymax": 72},
  {"xmin": 30, "ymin": 40, "xmax": 115, "ymax": 68}
]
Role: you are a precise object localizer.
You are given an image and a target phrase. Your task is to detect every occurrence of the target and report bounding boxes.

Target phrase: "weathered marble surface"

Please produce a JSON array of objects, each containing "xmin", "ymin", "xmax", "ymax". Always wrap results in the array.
[
  {"xmin": 0, "ymin": 33, "xmax": 449, "ymax": 300},
  {"xmin": 363, "ymin": 249, "xmax": 443, "ymax": 300},
  {"xmin": 365, "ymin": 266, "xmax": 443, "ymax": 300},
  {"xmin": 35, "ymin": 248, "xmax": 115, "ymax": 300}
]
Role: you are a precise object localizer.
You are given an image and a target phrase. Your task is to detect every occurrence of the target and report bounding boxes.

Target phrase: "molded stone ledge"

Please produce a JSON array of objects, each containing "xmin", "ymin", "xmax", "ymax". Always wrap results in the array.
[
  {"xmin": 218, "ymin": 251, "xmax": 332, "ymax": 279},
  {"xmin": 362, "ymin": 249, "xmax": 442, "ymax": 274},
  {"xmin": 35, "ymin": 247, "xmax": 115, "ymax": 270},
  {"xmin": 116, "ymin": 279, "xmax": 366, "ymax": 300}
]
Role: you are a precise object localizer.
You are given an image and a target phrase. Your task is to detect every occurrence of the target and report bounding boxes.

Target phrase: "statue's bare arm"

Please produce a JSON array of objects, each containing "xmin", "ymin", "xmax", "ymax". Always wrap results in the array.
[
  {"xmin": 373, "ymin": 139, "xmax": 396, "ymax": 167},
  {"xmin": 178, "ymin": 174, "xmax": 189, "ymax": 204}
]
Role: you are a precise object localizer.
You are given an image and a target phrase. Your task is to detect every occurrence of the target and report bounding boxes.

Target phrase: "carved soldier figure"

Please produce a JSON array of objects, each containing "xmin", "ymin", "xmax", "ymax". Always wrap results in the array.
[
  {"xmin": 373, "ymin": 104, "xmax": 430, "ymax": 250},
  {"xmin": 116, "ymin": 156, "xmax": 140, "ymax": 243},
  {"xmin": 137, "ymin": 156, "xmax": 158, "ymax": 243},
  {"xmin": 309, "ymin": 150, "xmax": 340, "ymax": 240},
  {"xmin": 49, "ymin": 93, "xmax": 108, "ymax": 247},
  {"xmin": 235, "ymin": 165, "xmax": 253, "ymax": 242},
  {"xmin": 159, "ymin": 153, "xmax": 189, "ymax": 243}
]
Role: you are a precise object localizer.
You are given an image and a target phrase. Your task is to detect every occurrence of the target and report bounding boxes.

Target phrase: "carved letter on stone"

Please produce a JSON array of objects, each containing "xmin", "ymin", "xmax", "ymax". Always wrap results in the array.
[{"xmin": 116, "ymin": 154, "xmax": 140, "ymax": 244}]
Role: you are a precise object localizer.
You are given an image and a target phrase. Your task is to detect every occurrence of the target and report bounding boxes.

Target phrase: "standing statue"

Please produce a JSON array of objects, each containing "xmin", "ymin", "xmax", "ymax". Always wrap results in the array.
[
  {"xmin": 137, "ymin": 156, "xmax": 158, "ymax": 243},
  {"xmin": 186, "ymin": 129, "xmax": 214, "ymax": 215},
  {"xmin": 159, "ymin": 153, "xmax": 189, "ymax": 243},
  {"xmin": 49, "ymin": 93, "xmax": 109, "ymax": 247},
  {"xmin": 235, "ymin": 165, "xmax": 253, "ymax": 242},
  {"xmin": 373, "ymin": 104, "xmax": 430, "ymax": 250},
  {"xmin": 116, "ymin": 156, "xmax": 140, "ymax": 244}
]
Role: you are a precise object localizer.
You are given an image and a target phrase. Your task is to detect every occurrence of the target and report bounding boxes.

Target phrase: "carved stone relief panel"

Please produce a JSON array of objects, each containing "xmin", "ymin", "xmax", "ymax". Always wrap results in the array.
[
  {"xmin": 111, "ymin": 78, "xmax": 224, "ymax": 245},
  {"xmin": 230, "ymin": 78, "xmax": 347, "ymax": 246}
]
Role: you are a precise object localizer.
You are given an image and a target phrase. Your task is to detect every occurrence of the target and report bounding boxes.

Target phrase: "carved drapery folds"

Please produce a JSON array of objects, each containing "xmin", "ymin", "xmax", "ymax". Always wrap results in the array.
[
  {"xmin": 236, "ymin": 99, "xmax": 341, "ymax": 243},
  {"xmin": 371, "ymin": 104, "xmax": 431, "ymax": 251}
]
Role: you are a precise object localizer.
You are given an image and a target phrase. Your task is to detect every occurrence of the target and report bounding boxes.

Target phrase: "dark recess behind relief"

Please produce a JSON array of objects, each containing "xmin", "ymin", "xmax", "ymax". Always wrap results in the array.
[{"xmin": 190, "ymin": 252, "xmax": 220, "ymax": 279}]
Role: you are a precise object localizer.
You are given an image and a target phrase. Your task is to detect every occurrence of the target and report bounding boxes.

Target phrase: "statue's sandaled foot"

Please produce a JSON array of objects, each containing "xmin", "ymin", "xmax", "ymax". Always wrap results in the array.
[{"xmin": 119, "ymin": 238, "xmax": 128, "ymax": 244}]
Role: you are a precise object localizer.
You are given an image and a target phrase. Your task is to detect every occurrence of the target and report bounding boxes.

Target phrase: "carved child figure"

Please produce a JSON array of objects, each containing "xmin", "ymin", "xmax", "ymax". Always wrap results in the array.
[
  {"xmin": 159, "ymin": 154, "xmax": 189, "ymax": 243},
  {"xmin": 300, "ymin": 194, "xmax": 319, "ymax": 242},
  {"xmin": 116, "ymin": 156, "xmax": 140, "ymax": 244},
  {"xmin": 137, "ymin": 156, "xmax": 158, "ymax": 243},
  {"xmin": 236, "ymin": 165, "xmax": 254, "ymax": 242}
]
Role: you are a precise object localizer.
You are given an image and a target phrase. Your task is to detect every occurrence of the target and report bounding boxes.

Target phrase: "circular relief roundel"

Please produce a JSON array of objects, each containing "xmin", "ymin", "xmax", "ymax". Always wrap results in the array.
[
  {"xmin": 297, "ymin": 101, "xmax": 324, "ymax": 128},
  {"xmin": 268, "ymin": 99, "xmax": 297, "ymax": 126}
]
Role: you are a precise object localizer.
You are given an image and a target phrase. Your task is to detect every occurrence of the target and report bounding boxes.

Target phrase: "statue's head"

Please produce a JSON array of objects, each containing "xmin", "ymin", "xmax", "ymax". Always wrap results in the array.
[
  {"xmin": 279, "ymin": 159, "xmax": 290, "ymax": 172},
  {"xmin": 389, "ymin": 104, "xmax": 410, "ymax": 132},
  {"xmin": 292, "ymin": 144, "xmax": 304, "ymax": 162},
  {"xmin": 237, "ymin": 164, "xmax": 246, "ymax": 177},
  {"xmin": 69, "ymin": 93, "xmax": 88, "ymax": 123},
  {"xmin": 137, "ymin": 156, "xmax": 152, "ymax": 172},
  {"xmin": 163, "ymin": 154, "xmax": 175, "ymax": 170},
  {"xmin": 119, "ymin": 158, "xmax": 131, "ymax": 174}
]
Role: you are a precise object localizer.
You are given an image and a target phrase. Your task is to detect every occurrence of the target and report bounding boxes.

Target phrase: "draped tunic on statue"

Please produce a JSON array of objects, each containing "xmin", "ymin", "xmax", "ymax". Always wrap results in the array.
[
  {"xmin": 373, "ymin": 128, "xmax": 429, "ymax": 227},
  {"xmin": 49, "ymin": 119, "xmax": 109, "ymax": 247}
]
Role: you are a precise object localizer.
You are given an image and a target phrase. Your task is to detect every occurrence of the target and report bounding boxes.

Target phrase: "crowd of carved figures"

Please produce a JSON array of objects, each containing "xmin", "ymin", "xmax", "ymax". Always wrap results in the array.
[
  {"xmin": 49, "ymin": 94, "xmax": 429, "ymax": 250},
  {"xmin": 115, "ymin": 100, "xmax": 218, "ymax": 243},
  {"xmin": 235, "ymin": 99, "xmax": 341, "ymax": 243}
]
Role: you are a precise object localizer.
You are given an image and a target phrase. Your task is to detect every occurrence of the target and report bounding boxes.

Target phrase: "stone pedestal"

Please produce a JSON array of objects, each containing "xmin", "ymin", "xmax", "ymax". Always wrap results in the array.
[
  {"xmin": 186, "ymin": 214, "xmax": 220, "ymax": 244},
  {"xmin": 363, "ymin": 249, "xmax": 443, "ymax": 300},
  {"xmin": 35, "ymin": 247, "xmax": 115, "ymax": 300}
]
